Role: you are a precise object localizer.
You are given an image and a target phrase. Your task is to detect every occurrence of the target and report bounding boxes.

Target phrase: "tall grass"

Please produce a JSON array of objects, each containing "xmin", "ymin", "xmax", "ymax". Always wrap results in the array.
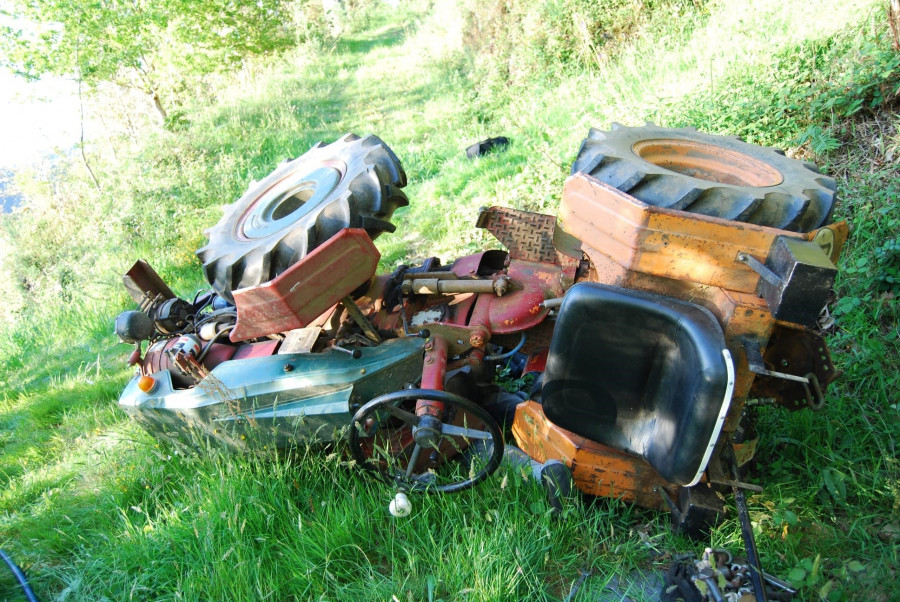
[{"xmin": 1, "ymin": 0, "xmax": 898, "ymax": 600}]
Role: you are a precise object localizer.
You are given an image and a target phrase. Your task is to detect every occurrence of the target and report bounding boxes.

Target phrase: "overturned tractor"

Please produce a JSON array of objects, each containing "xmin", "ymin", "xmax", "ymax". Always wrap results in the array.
[{"xmin": 115, "ymin": 127, "xmax": 844, "ymax": 566}]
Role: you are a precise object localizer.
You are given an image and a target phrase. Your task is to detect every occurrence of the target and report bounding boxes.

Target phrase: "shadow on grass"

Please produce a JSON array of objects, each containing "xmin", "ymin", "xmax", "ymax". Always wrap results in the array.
[{"xmin": 335, "ymin": 25, "xmax": 408, "ymax": 56}]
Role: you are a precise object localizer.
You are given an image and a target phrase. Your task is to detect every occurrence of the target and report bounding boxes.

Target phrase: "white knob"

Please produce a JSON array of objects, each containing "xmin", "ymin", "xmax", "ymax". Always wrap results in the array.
[{"xmin": 389, "ymin": 491, "xmax": 412, "ymax": 517}]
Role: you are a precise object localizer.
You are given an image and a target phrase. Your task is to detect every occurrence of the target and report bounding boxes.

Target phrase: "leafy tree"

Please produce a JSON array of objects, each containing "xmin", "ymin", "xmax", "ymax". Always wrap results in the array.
[{"xmin": 0, "ymin": 0, "xmax": 298, "ymax": 123}]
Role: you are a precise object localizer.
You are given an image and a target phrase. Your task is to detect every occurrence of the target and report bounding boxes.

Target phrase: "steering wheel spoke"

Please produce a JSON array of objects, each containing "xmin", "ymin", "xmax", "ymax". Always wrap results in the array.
[
  {"xmin": 437, "ymin": 423, "xmax": 494, "ymax": 441},
  {"xmin": 380, "ymin": 404, "xmax": 420, "ymax": 427}
]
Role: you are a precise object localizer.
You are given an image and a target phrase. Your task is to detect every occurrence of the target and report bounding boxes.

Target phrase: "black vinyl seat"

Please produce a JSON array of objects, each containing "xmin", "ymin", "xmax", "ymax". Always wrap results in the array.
[{"xmin": 542, "ymin": 282, "xmax": 734, "ymax": 486}]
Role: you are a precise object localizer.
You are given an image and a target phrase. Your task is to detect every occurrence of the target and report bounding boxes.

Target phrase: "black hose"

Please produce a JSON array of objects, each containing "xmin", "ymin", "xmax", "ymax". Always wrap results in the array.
[
  {"xmin": 735, "ymin": 487, "xmax": 768, "ymax": 602},
  {"xmin": 0, "ymin": 548, "xmax": 40, "ymax": 602},
  {"xmin": 484, "ymin": 333, "xmax": 526, "ymax": 361},
  {"xmin": 197, "ymin": 325, "xmax": 235, "ymax": 362}
]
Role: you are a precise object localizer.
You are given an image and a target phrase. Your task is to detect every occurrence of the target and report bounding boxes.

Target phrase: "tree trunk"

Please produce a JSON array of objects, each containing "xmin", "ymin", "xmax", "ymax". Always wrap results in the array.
[
  {"xmin": 890, "ymin": 0, "xmax": 900, "ymax": 51},
  {"xmin": 150, "ymin": 91, "xmax": 168, "ymax": 123}
]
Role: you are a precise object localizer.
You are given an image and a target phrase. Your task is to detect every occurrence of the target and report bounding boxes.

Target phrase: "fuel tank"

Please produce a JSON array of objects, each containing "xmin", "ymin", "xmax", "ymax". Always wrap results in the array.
[{"xmin": 119, "ymin": 337, "xmax": 425, "ymax": 451}]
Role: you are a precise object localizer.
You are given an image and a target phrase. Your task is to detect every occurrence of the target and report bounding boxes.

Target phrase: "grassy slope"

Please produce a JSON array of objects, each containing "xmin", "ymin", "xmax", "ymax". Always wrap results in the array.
[{"xmin": 1, "ymin": 0, "xmax": 898, "ymax": 600}]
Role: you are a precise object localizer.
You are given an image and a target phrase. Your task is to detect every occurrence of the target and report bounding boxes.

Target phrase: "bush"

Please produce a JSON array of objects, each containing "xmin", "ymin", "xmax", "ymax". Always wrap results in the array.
[
  {"xmin": 461, "ymin": 0, "xmax": 702, "ymax": 79},
  {"xmin": 672, "ymin": 20, "xmax": 900, "ymax": 148}
]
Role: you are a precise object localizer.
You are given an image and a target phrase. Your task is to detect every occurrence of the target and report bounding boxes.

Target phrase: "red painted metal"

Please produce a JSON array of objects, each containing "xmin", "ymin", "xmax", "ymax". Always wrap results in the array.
[
  {"xmin": 232, "ymin": 340, "xmax": 280, "ymax": 360},
  {"xmin": 229, "ymin": 229, "xmax": 380, "ymax": 342},
  {"xmin": 201, "ymin": 343, "xmax": 238, "ymax": 369},
  {"xmin": 448, "ymin": 294, "xmax": 477, "ymax": 326},
  {"xmin": 141, "ymin": 337, "xmax": 240, "ymax": 388},
  {"xmin": 487, "ymin": 260, "xmax": 563, "ymax": 334},
  {"xmin": 397, "ymin": 257, "xmax": 567, "ymax": 354},
  {"xmin": 450, "ymin": 252, "xmax": 488, "ymax": 278},
  {"xmin": 142, "ymin": 337, "xmax": 181, "ymax": 377},
  {"xmin": 523, "ymin": 350, "xmax": 548, "ymax": 374},
  {"xmin": 467, "ymin": 294, "xmax": 493, "ymax": 348},
  {"xmin": 418, "ymin": 335, "xmax": 448, "ymax": 418}
]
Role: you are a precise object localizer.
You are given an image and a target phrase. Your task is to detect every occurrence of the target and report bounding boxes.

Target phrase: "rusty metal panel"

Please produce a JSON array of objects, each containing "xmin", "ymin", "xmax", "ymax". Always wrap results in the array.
[
  {"xmin": 230, "ymin": 229, "xmax": 379, "ymax": 341},
  {"xmin": 476, "ymin": 206, "xmax": 559, "ymax": 263},
  {"xmin": 487, "ymin": 260, "xmax": 563, "ymax": 334},
  {"xmin": 512, "ymin": 401, "xmax": 677, "ymax": 509},
  {"xmin": 558, "ymin": 174, "xmax": 812, "ymax": 294},
  {"xmin": 414, "ymin": 259, "xmax": 564, "ymax": 347},
  {"xmin": 748, "ymin": 325, "xmax": 838, "ymax": 409},
  {"xmin": 123, "ymin": 259, "xmax": 177, "ymax": 305}
]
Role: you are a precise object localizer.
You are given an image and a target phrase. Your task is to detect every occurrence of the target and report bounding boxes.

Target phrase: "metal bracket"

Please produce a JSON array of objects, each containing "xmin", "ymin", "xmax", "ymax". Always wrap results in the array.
[
  {"xmin": 736, "ymin": 252, "xmax": 781, "ymax": 288},
  {"xmin": 340, "ymin": 296, "xmax": 381, "ymax": 344},
  {"xmin": 743, "ymin": 337, "xmax": 808, "ymax": 384},
  {"xmin": 742, "ymin": 337, "xmax": 826, "ymax": 410}
]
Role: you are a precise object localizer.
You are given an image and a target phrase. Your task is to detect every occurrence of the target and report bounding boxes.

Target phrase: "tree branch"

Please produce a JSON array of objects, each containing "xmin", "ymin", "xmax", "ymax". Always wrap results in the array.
[{"xmin": 75, "ymin": 34, "xmax": 101, "ymax": 191}]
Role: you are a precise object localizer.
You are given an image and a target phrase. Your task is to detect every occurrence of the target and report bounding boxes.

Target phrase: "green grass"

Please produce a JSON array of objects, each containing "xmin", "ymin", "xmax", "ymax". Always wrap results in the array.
[{"xmin": 1, "ymin": 0, "xmax": 899, "ymax": 600}]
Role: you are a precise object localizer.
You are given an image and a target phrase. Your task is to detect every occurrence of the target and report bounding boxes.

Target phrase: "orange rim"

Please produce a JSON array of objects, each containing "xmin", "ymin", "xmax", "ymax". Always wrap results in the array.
[{"xmin": 632, "ymin": 138, "xmax": 784, "ymax": 187}]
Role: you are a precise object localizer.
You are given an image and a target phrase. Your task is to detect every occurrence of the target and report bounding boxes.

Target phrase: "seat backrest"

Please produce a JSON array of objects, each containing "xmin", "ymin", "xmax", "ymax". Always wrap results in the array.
[{"xmin": 542, "ymin": 282, "xmax": 734, "ymax": 486}]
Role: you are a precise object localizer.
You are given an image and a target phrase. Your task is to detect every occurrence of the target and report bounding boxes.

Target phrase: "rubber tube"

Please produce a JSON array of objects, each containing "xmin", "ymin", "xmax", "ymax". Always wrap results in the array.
[
  {"xmin": 484, "ymin": 333, "xmax": 526, "ymax": 361},
  {"xmin": 0, "ymin": 548, "xmax": 40, "ymax": 602}
]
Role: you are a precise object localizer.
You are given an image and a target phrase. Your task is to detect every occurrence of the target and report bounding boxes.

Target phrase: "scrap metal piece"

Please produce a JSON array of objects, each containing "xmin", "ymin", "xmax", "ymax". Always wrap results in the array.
[
  {"xmin": 698, "ymin": 572, "xmax": 726, "ymax": 602},
  {"xmin": 726, "ymin": 448, "xmax": 768, "ymax": 602},
  {"xmin": 123, "ymin": 259, "xmax": 176, "ymax": 305},
  {"xmin": 736, "ymin": 252, "xmax": 782, "ymax": 289},
  {"xmin": 278, "ymin": 327, "xmax": 322, "ymax": 355},
  {"xmin": 736, "ymin": 486, "xmax": 768, "ymax": 602},
  {"xmin": 746, "ymin": 327, "xmax": 837, "ymax": 410},
  {"xmin": 341, "ymin": 295, "xmax": 381, "ymax": 344},
  {"xmin": 659, "ymin": 485, "xmax": 726, "ymax": 539},
  {"xmin": 762, "ymin": 572, "xmax": 797, "ymax": 596},
  {"xmin": 402, "ymin": 275, "xmax": 511, "ymax": 296},
  {"xmin": 738, "ymin": 236, "xmax": 837, "ymax": 327},
  {"xmin": 743, "ymin": 338, "xmax": 807, "ymax": 383},
  {"xmin": 476, "ymin": 206, "xmax": 559, "ymax": 263}
]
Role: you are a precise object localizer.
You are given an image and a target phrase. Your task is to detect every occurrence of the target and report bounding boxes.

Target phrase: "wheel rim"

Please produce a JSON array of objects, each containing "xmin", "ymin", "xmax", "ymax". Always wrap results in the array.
[
  {"xmin": 349, "ymin": 389, "xmax": 504, "ymax": 494},
  {"xmin": 238, "ymin": 165, "xmax": 342, "ymax": 240},
  {"xmin": 631, "ymin": 139, "xmax": 784, "ymax": 187}
]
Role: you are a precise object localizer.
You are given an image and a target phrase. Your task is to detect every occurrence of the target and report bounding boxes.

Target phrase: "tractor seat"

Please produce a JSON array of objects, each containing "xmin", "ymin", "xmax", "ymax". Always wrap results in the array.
[{"xmin": 542, "ymin": 282, "xmax": 734, "ymax": 486}]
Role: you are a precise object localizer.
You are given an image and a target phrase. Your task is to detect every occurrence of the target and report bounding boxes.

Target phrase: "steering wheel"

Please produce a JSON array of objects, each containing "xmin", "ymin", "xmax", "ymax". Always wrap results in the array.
[{"xmin": 349, "ymin": 389, "xmax": 504, "ymax": 494}]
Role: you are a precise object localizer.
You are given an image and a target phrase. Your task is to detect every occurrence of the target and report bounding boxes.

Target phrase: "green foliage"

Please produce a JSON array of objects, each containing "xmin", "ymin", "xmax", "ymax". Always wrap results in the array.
[
  {"xmin": 457, "ymin": 0, "xmax": 707, "ymax": 118},
  {"xmin": 462, "ymin": 0, "xmax": 704, "ymax": 75},
  {"xmin": 873, "ymin": 238, "xmax": 900, "ymax": 291},
  {"xmin": 672, "ymin": 18, "xmax": 900, "ymax": 148},
  {"xmin": 0, "ymin": 0, "xmax": 298, "ymax": 119}
]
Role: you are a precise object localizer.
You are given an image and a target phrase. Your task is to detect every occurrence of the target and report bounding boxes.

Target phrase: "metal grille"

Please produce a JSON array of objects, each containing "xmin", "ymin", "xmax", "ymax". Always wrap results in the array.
[{"xmin": 476, "ymin": 206, "xmax": 558, "ymax": 263}]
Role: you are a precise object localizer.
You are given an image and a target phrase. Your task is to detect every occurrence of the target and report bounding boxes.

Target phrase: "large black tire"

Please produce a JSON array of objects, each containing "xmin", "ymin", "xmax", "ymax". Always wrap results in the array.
[
  {"xmin": 197, "ymin": 134, "xmax": 408, "ymax": 302},
  {"xmin": 572, "ymin": 124, "xmax": 836, "ymax": 232}
]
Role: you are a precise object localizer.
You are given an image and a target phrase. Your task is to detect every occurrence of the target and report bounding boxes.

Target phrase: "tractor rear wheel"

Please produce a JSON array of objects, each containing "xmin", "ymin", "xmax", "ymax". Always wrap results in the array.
[
  {"xmin": 572, "ymin": 124, "xmax": 836, "ymax": 232},
  {"xmin": 197, "ymin": 134, "xmax": 408, "ymax": 302}
]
